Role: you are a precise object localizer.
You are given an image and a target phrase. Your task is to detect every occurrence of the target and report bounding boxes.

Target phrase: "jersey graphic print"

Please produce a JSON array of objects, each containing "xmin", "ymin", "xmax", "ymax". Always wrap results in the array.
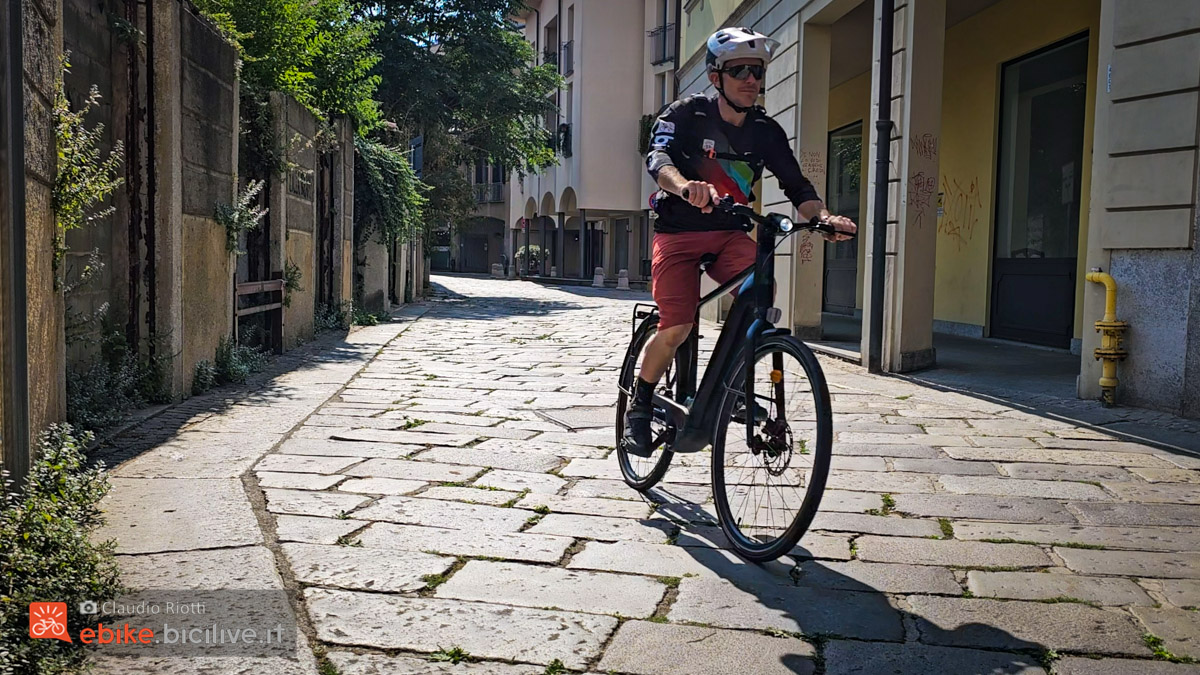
[{"xmin": 696, "ymin": 132, "xmax": 755, "ymax": 205}]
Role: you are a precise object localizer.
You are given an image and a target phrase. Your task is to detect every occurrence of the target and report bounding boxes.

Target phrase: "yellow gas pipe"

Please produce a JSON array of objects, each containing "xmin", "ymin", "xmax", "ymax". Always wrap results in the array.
[{"xmin": 1085, "ymin": 270, "xmax": 1127, "ymax": 407}]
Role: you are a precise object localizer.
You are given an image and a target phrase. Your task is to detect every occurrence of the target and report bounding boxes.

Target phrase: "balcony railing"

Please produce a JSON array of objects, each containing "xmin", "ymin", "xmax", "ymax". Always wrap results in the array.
[
  {"xmin": 648, "ymin": 24, "xmax": 676, "ymax": 66},
  {"xmin": 561, "ymin": 40, "xmax": 574, "ymax": 76},
  {"xmin": 474, "ymin": 182, "xmax": 505, "ymax": 204},
  {"xmin": 543, "ymin": 48, "xmax": 558, "ymax": 67}
]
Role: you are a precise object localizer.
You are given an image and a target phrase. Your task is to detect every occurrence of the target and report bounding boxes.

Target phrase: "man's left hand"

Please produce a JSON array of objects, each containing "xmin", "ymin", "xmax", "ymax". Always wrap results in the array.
[{"xmin": 822, "ymin": 215, "xmax": 857, "ymax": 243}]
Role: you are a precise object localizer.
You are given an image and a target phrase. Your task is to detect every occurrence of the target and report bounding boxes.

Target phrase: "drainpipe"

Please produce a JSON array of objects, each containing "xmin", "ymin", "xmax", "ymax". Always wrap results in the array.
[
  {"xmin": 2, "ymin": 0, "xmax": 30, "ymax": 484},
  {"xmin": 867, "ymin": 0, "xmax": 895, "ymax": 374},
  {"xmin": 145, "ymin": 0, "xmax": 157, "ymax": 353},
  {"xmin": 1086, "ymin": 269, "xmax": 1127, "ymax": 407},
  {"xmin": 671, "ymin": 0, "xmax": 682, "ymax": 98}
]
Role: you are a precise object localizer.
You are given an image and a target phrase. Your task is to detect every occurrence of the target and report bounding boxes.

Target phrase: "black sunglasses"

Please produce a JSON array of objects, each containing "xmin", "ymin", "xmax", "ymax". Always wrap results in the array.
[{"xmin": 721, "ymin": 64, "xmax": 766, "ymax": 81}]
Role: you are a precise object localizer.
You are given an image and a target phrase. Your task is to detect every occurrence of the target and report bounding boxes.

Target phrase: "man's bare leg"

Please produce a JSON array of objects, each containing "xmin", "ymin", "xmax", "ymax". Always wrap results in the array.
[{"xmin": 637, "ymin": 324, "xmax": 693, "ymax": 383}]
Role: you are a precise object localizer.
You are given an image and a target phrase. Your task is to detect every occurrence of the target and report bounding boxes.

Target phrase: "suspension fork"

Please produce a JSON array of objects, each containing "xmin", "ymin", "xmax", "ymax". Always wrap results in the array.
[{"xmin": 744, "ymin": 224, "xmax": 778, "ymax": 447}]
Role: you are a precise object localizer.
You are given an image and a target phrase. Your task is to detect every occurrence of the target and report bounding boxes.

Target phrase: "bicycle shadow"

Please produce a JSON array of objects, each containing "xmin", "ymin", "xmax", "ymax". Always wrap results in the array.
[{"xmin": 619, "ymin": 482, "xmax": 1047, "ymax": 674}]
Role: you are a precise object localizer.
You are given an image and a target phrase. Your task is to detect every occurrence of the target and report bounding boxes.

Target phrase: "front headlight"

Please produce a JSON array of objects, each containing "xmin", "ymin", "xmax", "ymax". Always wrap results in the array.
[{"xmin": 778, "ymin": 217, "xmax": 794, "ymax": 232}]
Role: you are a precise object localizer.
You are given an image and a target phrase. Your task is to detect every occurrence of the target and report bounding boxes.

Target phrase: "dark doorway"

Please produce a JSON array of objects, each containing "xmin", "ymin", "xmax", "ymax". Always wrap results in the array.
[
  {"xmin": 823, "ymin": 122, "xmax": 862, "ymax": 315},
  {"xmin": 461, "ymin": 234, "xmax": 489, "ymax": 273},
  {"xmin": 990, "ymin": 35, "xmax": 1088, "ymax": 348}
]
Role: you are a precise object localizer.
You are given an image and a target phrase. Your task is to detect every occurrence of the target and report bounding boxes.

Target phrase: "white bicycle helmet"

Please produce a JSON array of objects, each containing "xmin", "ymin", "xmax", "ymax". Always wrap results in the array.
[
  {"xmin": 705, "ymin": 27, "xmax": 779, "ymax": 73},
  {"xmin": 706, "ymin": 27, "xmax": 779, "ymax": 112}
]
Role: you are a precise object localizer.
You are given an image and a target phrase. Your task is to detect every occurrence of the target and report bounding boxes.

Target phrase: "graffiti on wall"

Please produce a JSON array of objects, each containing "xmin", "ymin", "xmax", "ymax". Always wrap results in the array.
[
  {"xmin": 938, "ymin": 176, "xmax": 983, "ymax": 251},
  {"xmin": 908, "ymin": 171, "xmax": 937, "ymax": 228}
]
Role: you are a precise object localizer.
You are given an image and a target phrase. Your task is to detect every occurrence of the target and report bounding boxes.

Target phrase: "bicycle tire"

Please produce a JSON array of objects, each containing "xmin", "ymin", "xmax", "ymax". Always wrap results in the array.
[
  {"xmin": 615, "ymin": 316, "xmax": 679, "ymax": 491},
  {"xmin": 711, "ymin": 335, "xmax": 833, "ymax": 562}
]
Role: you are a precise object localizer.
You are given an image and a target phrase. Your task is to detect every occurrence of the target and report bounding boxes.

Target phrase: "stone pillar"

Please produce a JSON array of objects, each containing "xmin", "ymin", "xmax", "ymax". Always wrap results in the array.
[
  {"xmin": 862, "ymin": 0, "xmax": 944, "ymax": 372},
  {"xmin": 556, "ymin": 211, "xmax": 565, "ymax": 276},
  {"xmin": 22, "ymin": 0, "xmax": 66, "ymax": 436},
  {"xmin": 504, "ymin": 222, "xmax": 516, "ymax": 278},
  {"xmin": 152, "ymin": 0, "xmax": 185, "ymax": 396},
  {"xmin": 790, "ymin": 22, "xmax": 832, "ymax": 341},
  {"xmin": 579, "ymin": 209, "xmax": 588, "ymax": 279}
]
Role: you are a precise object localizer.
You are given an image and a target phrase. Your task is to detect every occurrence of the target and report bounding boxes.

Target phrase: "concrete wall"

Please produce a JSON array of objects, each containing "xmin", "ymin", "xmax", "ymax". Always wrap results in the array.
[
  {"xmin": 1081, "ymin": 0, "xmax": 1200, "ymax": 416},
  {"xmin": 936, "ymin": 0, "xmax": 1099, "ymax": 337},
  {"xmin": 24, "ymin": 0, "xmax": 67, "ymax": 434},
  {"xmin": 62, "ymin": 0, "xmax": 122, "ymax": 366},
  {"xmin": 280, "ymin": 96, "xmax": 318, "ymax": 347},
  {"xmin": 178, "ymin": 4, "xmax": 237, "ymax": 392}
]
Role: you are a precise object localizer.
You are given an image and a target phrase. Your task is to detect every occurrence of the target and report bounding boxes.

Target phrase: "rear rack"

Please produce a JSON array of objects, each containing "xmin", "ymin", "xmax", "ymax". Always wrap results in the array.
[{"xmin": 632, "ymin": 303, "xmax": 658, "ymax": 336}]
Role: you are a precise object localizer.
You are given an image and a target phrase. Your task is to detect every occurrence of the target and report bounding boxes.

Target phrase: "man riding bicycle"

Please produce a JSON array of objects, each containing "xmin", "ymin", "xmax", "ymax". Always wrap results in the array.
[{"xmin": 624, "ymin": 27, "xmax": 857, "ymax": 457}]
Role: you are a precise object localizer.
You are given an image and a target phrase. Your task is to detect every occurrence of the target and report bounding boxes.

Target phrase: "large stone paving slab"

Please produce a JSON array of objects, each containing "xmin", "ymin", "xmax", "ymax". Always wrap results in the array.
[
  {"xmin": 414, "ymin": 486, "xmax": 521, "ymax": 506},
  {"xmin": 342, "ymin": 458, "xmax": 487, "ymax": 482},
  {"xmin": 597, "ymin": 621, "xmax": 816, "ymax": 675},
  {"xmin": 1054, "ymin": 657, "xmax": 1200, "ymax": 674},
  {"xmin": 99, "ymin": 478, "xmax": 262, "ymax": 553},
  {"xmin": 1055, "ymin": 548, "xmax": 1200, "ymax": 579},
  {"xmin": 527, "ymin": 513, "xmax": 677, "ymax": 543},
  {"xmin": 855, "ymin": 536, "xmax": 1051, "ymax": 568},
  {"xmin": 276, "ymin": 438, "xmax": 419, "ymax": 458},
  {"xmin": 255, "ymin": 454, "xmax": 364, "ymax": 474},
  {"xmin": 513, "ymin": 493, "xmax": 654, "ymax": 518},
  {"xmin": 937, "ymin": 474, "xmax": 1111, "ymax": 500},
  {"xmin": 332, "ymin": 428, "xmax": 479, "ymax": 446},
  {"xmin": 891, "ymin": 494, "xmax": 1078, "ymax": 523},
  {"xmin": 264, "ymin": 489, "xmax": 372, "ymax": 518},
  {"xmin": 304, "ymin": 588, "xmax": 616, "ymax": 669},
  {"xmin": 111, "ymin": 431, "xmax": 279, "ymax": 478},
  {"xmin": 1069, "ymin": 502, "xmax": 1200, "ymax": 527},
  {"xmin": 669, "ymin": 576, "xmax": 904, "ymax": 640},
  {"xmin": 967, "ymin": 569, "xmax": 1154, "ymax": 605},
  {"xmin": 273, "ymin": 515, "xmax": 368, "ymax": 544},
  {"xmin": 792, "ymin": 560, "xmax": 961, "ymax": 594},
  {"xmin": 352, "ymin": 495, "xmax": 530, "ymax": 531},
  {"xmin": 953, "ymin": 521, "xmax": 1200, "ymax": 551},
  {"xmin": 907, "ymin": 595, "xmax": 1149, "ymax": 655},
  {"xmin": 282, "ymin": 543, "xmax": 454, "ymax": 592},
  {"xmin": 473, "ymin": 468, "xmax": 566, "ymax": 494},
  {"xmin": 435, "ymin": 560, "xmax": 664, "ymax": 617},
  {"xmin": 822, "ymin": 641, "xmax": 1043, "ymax": 675},
  {"xmin": 355, "ymin": 523, "xmax": 574, "ymax": 563},
  {"xmin": 1132, "ymin": 607, "xmax": 1200, "ymax": 659},
  {"xmin": 326, "ymin": 652, "xmax": 536, "ymax": 675},
  {"xmin": 413, "ymin": 446, "xmax": 563, "ymax": 473}
]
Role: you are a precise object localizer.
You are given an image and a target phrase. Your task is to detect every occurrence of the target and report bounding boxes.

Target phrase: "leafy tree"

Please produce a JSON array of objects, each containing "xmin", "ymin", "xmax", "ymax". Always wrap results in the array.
[{"xmin": 364, "ymin": 0, "xmax": 562, "ymax": 233}]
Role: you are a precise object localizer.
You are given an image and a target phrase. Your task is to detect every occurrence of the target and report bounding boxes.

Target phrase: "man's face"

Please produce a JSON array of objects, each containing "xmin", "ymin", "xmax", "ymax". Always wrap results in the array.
[{"xmin": 710, "ymin": 57, "xmax": 764, "ymax": 108}]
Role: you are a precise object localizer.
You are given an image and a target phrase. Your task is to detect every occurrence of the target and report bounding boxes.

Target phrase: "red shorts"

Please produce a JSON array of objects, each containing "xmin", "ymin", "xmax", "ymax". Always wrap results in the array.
[{"xmin": 651, "ymin": 230, "xmax": 756, "ymax": 330}]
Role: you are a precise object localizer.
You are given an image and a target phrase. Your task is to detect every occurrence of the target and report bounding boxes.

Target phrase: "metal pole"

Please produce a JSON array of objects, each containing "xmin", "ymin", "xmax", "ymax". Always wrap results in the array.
[
  {"xmin": 868, "ymin": 0, "xmax": 894, "ymax": 374},
  {"xmin": 2, "ymin": 0, "xmax": 30, "ymax": 483}
]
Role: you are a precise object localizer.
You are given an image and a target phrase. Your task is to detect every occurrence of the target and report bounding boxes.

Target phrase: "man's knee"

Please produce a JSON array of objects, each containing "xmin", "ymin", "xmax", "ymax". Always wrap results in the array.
[{"xmin": 656, "ymin": 323, "xmax": 693, "ymax": 349}]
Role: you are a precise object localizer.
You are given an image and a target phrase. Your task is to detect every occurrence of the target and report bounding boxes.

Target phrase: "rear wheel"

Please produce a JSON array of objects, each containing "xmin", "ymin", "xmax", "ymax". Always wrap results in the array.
[
  {"xmin": 711, "ymin": 335, "xmax": 832, "ymax": 562},
  {"xmin": 615, "ymin": 317, "xmax": 680, "ymax": 490}
]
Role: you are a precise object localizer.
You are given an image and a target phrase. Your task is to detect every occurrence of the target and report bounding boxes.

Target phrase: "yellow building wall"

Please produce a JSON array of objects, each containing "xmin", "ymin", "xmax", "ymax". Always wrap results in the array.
[
  {"xmin": 937, "ymin": 0, "xmax": 1099, "ymax": 337},
  {"xmin": 827, "ymin": 72, "xmax": 871, "ymax": 310},
  {"xmin": 817, "ymin": 0, "xmax": 1100, "ymax": 336},
  {"xmin": 679, "ymin": 0, "xmax": 741, "ymax": 70}
]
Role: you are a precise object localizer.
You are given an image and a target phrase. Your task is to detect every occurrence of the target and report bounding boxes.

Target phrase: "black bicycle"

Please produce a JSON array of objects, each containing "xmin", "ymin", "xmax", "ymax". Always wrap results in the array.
[{"xmin": 615, "ymin": 196, "xmax": 847, "ymax": 562}]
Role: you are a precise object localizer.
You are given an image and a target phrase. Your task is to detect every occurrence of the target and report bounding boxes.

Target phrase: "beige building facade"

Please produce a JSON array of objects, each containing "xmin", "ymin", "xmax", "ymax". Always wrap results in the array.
[
  {"xmin": 509, "ymin": 0, "xmax": 681, "ymax": 286},
  {"xmin": 672, "ymin": 0, "xmax": 1200, "ymax": 419}
]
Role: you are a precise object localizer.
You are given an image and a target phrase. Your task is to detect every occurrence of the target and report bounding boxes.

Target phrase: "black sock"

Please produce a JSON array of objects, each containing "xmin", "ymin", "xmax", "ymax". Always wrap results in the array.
[{"xmin": 633, "ymin": 377, "xmax": 656, "ymax": 408}]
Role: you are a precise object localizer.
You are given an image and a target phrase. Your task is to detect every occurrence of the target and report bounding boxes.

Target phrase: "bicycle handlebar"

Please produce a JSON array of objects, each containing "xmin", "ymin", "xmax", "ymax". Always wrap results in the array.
[{"xmin": 679, "ymin": 190, "xmax": 852, "ymax": 239}]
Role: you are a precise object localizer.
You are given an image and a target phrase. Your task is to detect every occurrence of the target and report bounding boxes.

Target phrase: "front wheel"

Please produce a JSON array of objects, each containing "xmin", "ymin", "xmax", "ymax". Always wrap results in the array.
[{"xmin": 711, "ymin": 335, "xmax": 833, "ymax": 562}]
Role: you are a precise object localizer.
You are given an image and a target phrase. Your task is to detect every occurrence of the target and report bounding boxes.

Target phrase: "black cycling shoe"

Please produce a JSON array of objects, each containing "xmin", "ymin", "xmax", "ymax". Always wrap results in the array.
[
  {"xmin": 622, "ymin": 405, "xmax": 655, "ymax": 457},
  {"xmin": 732, "ymin": 399, "xmax": 770, "ymax": 424}
]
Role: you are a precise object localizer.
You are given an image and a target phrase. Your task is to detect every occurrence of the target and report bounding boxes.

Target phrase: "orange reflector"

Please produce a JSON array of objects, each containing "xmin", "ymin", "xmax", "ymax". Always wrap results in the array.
[{"xmin": 770, "ymin": 369, "xmax": 783, "ymax": 383}]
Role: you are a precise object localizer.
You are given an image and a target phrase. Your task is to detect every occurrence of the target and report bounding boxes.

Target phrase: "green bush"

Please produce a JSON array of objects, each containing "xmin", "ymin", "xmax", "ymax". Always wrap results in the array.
[
  {"xmin": 66, "ymin": 331, "xmax": 169, "ymax": 434},
  {"xmin": 0, "ymin": 425, "xmax": 124, "ymax": 675},
  {"xmin": 192, "ymin": 359, "xmax": 217, "ymax": 395},
  {"xmin": 351, "ymin": 308, "xmax": 389, "ymax": 327},
  {"xmin": 214, "ymin": 336, "xmax": 270, "ymax": 385},
  {"xmin": 315, "ymin": 302, "xmax": 350, "ymax": 332}
]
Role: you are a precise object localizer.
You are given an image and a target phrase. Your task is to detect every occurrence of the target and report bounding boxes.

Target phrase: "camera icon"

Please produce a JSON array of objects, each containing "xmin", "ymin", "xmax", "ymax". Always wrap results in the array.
[{"xmin": 78, "ymin": 601, "xmax": 99, "ymax": 615}]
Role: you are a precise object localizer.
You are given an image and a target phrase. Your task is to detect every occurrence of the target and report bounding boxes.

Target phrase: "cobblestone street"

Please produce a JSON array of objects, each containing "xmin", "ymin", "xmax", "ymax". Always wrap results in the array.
[{"xmin": 94, "ymin": 275, "xmax": 1200, "ymax": 674}]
